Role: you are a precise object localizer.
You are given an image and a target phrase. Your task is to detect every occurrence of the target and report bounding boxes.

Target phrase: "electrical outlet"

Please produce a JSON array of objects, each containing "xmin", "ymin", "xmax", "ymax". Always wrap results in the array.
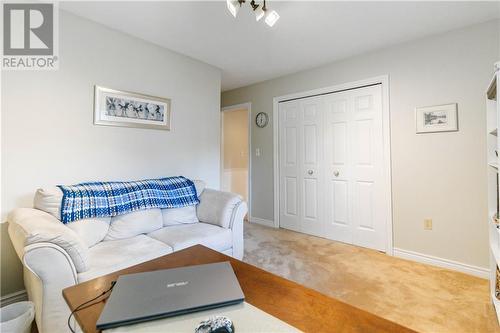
[{"xmin": 424, "ymin": 219, "xmax": 433, "ymax": 230}]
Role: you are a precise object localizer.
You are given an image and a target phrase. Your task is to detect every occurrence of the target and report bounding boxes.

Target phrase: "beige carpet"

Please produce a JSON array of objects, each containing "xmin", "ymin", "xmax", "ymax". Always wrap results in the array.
[{"xmin": 243, "ymin": 222, "xmax": 499, "ymax": 333}]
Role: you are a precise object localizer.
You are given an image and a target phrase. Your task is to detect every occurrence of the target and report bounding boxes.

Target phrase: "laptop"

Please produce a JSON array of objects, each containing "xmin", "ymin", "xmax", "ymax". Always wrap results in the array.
[{"xmin": 96, "ymin": 262, "xmax": 245, "ymax": 330}]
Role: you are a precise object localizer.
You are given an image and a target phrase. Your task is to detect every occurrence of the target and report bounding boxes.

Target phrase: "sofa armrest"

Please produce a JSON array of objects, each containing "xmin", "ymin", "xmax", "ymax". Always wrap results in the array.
[
  {"xmin": 230, "ymin": 201, "xmax": 247, "ymax": 260},
  {"xmin": 8, "ymin": 208, "xmax": 89, "ymax": 272},
  {"xmin": 23, "ymin": 243, "xmax": 79, "ymax": 333},
  {"xmin": 196, "ymin": 189, "xmax": 244, "ymax": 229}
]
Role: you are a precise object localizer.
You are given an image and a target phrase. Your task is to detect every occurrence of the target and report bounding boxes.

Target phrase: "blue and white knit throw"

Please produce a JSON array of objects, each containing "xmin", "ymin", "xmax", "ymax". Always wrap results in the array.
[{"xmin": 58, "ymin": 176, "xmax": 199, "ymax": 224}]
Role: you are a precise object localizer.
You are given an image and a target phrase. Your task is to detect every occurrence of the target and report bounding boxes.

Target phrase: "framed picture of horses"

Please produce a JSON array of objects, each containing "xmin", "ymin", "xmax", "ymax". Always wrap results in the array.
[{"xmin": 93, "ymin": 86, "xmax": 171, "ymax": 130}]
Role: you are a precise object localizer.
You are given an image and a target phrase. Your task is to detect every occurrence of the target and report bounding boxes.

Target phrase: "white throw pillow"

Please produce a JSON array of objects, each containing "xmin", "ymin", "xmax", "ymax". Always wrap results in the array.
[
  {"xmin": 66, "ymin": 217, "xmax": 111, "ymax": 248},
  {"xmin": 162, "ymin": 206, "xmax": 199, "ymax": 226},
  {"xmin": 33, "ymin": 186, "xmax": 63, "ymax": 220},
  {"xmin": 104, "ymin": 209, "xmax": 163, "ymax": 241}
]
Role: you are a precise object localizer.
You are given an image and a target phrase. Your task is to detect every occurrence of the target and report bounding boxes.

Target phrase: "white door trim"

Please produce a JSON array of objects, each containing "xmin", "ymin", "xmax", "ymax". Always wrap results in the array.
[
  {"xmin": 221, "ymin": 102, "xmax": 252, "ymax": 218},
  {"xmin": 272, "ymin": 75, "xmax": 393, "ymax": 255}
]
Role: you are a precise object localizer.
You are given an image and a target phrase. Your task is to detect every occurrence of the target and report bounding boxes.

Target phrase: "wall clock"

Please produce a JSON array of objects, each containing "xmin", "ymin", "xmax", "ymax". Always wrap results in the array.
[{"xmin": 256, "ymin": 112, "xmax": 269, "ymax": 128}]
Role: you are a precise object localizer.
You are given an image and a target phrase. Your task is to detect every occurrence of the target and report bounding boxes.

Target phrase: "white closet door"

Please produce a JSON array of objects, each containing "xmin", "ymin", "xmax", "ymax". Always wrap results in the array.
[
  {"xmin": 323, "ymin": 90, "xmax": 353, "ymax": 245},
  {"xmin": 299, "ymin": 97, "xmax": 324, "ymax": 237},
  {"xmin": 279, "ymin": 97, "xmax": 324, "ymax": 236},
  {"xmin": 279, "ymin": 100, "xmax": 301, "ymax": 232},
  {"xmin": 279, "ymin": 84, "xmax": 387, "ymax": 252},
  {"xmin": 324, "ymin": 85, "xmax": 386, "ymax": 251},
  {"xmin": 350, "ymin": 85, "xmax": 386, "ymax": 251}
]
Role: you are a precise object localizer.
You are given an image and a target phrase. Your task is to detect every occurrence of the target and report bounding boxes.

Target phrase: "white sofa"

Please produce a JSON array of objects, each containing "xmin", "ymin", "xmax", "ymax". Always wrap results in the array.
[{"xmin": 7, "ymin": 180, "xmax": 247, "ymax": 333}]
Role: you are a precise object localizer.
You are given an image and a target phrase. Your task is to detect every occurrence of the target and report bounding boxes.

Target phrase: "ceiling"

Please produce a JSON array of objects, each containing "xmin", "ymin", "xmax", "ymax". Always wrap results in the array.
[{"xmin": 60, "ymin": 1, "xmax": 500, "ymax": 91}]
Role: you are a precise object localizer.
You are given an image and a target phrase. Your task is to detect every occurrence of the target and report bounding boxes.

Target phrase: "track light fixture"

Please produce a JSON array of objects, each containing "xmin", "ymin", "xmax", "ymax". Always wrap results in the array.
[
  {"xmin": 253, "ymin": 1, "xmax": 265, "ymax": 22},
  {"xmin": 226, "ymin": 0, "xmax": 280, "ymax": 27}
]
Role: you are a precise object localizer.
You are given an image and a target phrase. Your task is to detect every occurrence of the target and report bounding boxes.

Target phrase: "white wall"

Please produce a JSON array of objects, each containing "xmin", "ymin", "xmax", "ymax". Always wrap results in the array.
[
  {"xmin": 222, "ymin": 20, "xmax": 500, "ymax": 269},
  {"xmin": 0, "ymin": 11, "xmax": 221, "ymax": 295}
]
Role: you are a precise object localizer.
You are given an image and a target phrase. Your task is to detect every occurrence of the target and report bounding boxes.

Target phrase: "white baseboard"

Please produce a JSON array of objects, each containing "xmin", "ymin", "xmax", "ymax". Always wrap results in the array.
[
  {"xmin": 393, "ymin": 248, "xmax": 489, "ymax": 279},
  {"xmin": 249, "ymin": 216, "xmax": 276, "ymax": 228},
  {"xmin": 0, "ymin": 290, "xmax": 28, "ymax": 307}
]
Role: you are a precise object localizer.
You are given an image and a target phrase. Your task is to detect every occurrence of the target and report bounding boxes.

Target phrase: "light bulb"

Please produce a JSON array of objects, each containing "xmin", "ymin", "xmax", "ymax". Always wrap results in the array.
[
  {"xmin": 254, "ymin": 6, "xmax": 265, "ymax": 21},
  {"xmin": 226, "ymin": 0, "xmax": 240, "ymax": 18},
  {"xmin": 265, "ymin": 10, "xmax": 279, "ymax": 27}
]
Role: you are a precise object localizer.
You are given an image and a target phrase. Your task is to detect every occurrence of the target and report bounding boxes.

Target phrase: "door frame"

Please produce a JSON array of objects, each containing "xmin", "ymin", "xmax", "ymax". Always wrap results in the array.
[
  {"xmin": 221, "ymin": 102, "xmax": 252, "ymax": 218},
  {"xmin": 272, "ymin": 75, "xmax": 393, "ymax": 255}
]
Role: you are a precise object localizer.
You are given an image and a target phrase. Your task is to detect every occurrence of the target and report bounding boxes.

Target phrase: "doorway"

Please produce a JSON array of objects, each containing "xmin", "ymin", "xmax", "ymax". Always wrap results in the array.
[{"xmin": 221, "ymin": 104, "xmax": 251, "ymax": 211}]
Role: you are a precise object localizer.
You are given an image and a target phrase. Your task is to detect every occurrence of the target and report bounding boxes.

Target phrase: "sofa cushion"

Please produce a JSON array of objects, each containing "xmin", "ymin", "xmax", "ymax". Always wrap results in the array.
[
  {"xmin": 66, "ymin": 218, "xmax": 111, "ymax": 248},
  {"xmin": 33, "ymin": 179, "xmax": 205, "ymax": 222},
  {"xmin": 147, "ymin": 223, "xmax": 232, "ymax": 252},
  {"xmin": 160, "ymin": 180, "xmax": 204, "ymax": 226},
  {"xmin": 104, "ymin": 209, "xmax": 163, "ymax": 241},
  {"xmin": 161, "ymin": 206, "xmax": 199, "ymax": 226},
  {"xmin": 78, "ymin": 235, "xmax": 173, "ymax": 282},
  {"xmin": 34, "ymin": 188, "xmax": 111, "ymax": 247},
  {"xmin": 197, "ymin": 189, "xmax": 242, "ymax": 229},
  {"xmin": 33, "ymin": 186, "xmax": 63, "ymax": 220}
]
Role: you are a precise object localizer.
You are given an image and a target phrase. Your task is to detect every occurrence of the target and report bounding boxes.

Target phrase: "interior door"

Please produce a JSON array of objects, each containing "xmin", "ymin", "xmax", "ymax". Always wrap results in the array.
[
  {"xmin": 350, "ymin": 85, "xmax": 386, "ymax": 251},
  {"xmin": 299, "ymin": 97, "xmax": 324, "ymax": 237},
  {"xmin": 279, "ymin": 84, "xmax": 388, "ymax": 252},
  {"xmin": 323, "ymin": 90, "xmax": 353, "ymax": 245},
  {"xmin": 323, "ymin": 84, "xmax": 386, "ymax": 251},
  {"xmin": 279, "ymin": 96, "xmax": 324, "ymax": 236},
  {"xmin": 279, "ymin": 100, "xmax": 301, "ymax": 232}
]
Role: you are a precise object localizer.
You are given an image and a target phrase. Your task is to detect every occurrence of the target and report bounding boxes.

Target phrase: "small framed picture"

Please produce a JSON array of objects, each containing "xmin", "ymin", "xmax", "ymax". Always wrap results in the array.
[
  {"xmin": 94, "ymin": 86, "xmax": 171, "ymax": 130},
  {"xmin": 415, "ymin": 103, "xmax": 458, "ymax": 134}
]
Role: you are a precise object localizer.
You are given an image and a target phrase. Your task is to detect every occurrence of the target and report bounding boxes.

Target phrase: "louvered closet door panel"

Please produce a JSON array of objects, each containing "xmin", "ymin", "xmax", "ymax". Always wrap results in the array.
[{"xmin": 279, "ymin": 100, "xmax": 301, "ymax": 232}]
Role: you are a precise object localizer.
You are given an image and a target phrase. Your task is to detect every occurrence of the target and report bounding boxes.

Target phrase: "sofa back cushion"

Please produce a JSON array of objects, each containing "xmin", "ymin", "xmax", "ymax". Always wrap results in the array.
[
  {"xmin": 34, "ymin": 187, "xmax": 111, "ymax": 247},
  {"xmin": 33, "ymin": 179, "xmax": 206, "ymax": 243},
  {"xmin": 66, "ymin": 218, "xmax": 111, "ymax": 248},
  {"xmin": 33, "ymin": 186, "xmax": 63, "ymax": 220},
  {"xmin": 161, "ymin": 180, "xmax": 205, "ymax": 226},
  {"xmin": 162, "ymin": 206, "xmax": 199, "ymax": 226},
  {"xmin": 104, "ymin": 208, "xmax": 163, "ymax": 241}
]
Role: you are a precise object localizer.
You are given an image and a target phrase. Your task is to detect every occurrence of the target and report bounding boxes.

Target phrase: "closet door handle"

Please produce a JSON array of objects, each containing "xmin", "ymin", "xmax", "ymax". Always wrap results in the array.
[
  {"xmin": 333, "ymin": 170, "xmax": 340, "ymax": 177},
  {"xmin": 307, "ymin": 170, "xmax": 314, "ymax": 175}
]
